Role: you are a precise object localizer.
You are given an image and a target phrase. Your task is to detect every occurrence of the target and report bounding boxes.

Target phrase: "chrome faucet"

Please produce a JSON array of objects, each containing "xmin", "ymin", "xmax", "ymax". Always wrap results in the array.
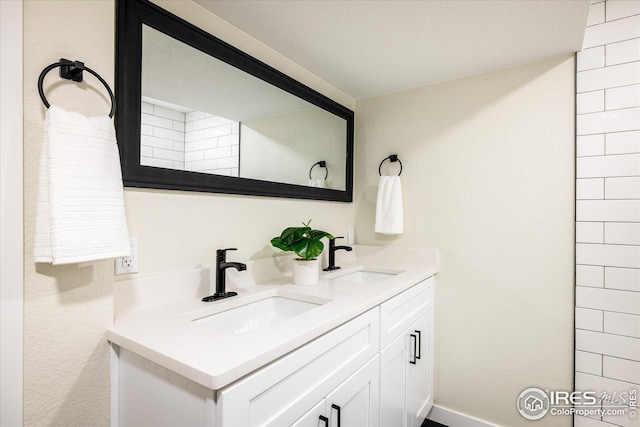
[
  {"xmin": 323, "ymin": 237, "xmax": 352, "ymax": 271},
  {"xmin": 202, "ymin": 248, "xmax": 246, "ymax": 302}
]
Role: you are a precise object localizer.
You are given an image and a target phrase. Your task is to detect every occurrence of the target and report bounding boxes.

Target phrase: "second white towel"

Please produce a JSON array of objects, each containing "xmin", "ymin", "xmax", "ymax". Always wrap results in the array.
[
  {"xmin": 375, "ymin": 175, "xmax": 403, "ymax": 235},
  {"xmin": 34, "ymin": 105, "xmax": 131, "ymax": 265}
]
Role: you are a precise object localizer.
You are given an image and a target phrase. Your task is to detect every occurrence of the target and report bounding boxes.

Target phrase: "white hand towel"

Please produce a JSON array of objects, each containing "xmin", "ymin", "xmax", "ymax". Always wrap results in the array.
[
  {"xmin": 34, "ymin": 105, "xmax": 131, "ymax": 265},
  {"xmin": 308, "ymin": 178, "xmax": 326, "ymax": 188},
  {"xmin": 375, "ymin": 175, "xmax": 403, "ymax": 235}
]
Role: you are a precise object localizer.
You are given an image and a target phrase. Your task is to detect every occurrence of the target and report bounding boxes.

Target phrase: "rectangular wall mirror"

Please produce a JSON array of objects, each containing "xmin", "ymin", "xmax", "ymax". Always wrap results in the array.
[{"xmin": 116, "ymin": 0, "xmax": 354, "ymax": 201}]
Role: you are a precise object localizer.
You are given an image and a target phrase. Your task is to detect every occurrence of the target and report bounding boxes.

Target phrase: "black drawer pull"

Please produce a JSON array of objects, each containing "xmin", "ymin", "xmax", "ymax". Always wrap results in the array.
[
  {"xmin": 415, "ymin": 330, "xmax": 422, "ymax": 360},
  {"xmin": 410, "ymin": 333, "xmax": 417, "ymax": 364},
  {"xmin": 319, "ymin": 415, "xmax": 329, "ymax": 426},
  {"xmin": 332, "ymin": 404, "xmax": 341, "ymax": 427}
]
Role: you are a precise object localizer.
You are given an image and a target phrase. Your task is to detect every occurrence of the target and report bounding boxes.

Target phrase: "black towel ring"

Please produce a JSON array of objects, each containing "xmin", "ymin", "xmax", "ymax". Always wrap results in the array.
[
  {"xmin": 38, "ymin": 58, "xmax": 116, "ymax": 118},
  {"xmin": 309, "ymin": 160, "xmax": 328, "ymax": 180},
  {"xmin": 378, "ymin": 154, "xmax": 403, "ymax": 176}
]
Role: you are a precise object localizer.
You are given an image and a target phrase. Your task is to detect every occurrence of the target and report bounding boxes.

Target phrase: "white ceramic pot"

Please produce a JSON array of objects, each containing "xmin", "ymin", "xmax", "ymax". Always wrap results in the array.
[{"xmin": 292, "ymin": 258, "xmax": 320, "ymax": 285}]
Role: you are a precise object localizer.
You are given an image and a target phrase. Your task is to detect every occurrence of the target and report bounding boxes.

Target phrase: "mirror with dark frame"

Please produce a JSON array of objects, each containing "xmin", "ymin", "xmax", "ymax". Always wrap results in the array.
[{"xmin": 116, "ymin": 0, "xmax": 354, "ymax": 201}]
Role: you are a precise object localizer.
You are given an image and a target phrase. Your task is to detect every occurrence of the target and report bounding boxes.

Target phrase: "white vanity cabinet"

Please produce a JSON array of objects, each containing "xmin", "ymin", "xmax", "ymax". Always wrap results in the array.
[
  {"xmin": 111, "ymin": 275, "xmax": 435, "ymax": 427},
  {"xmin": 379, "ymin": 277, "xmax": 434, "ymax": 427}
]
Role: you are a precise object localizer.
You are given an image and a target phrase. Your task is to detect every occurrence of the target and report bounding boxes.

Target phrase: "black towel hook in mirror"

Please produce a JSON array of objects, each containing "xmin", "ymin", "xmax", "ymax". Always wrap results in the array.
[
  {"xmin": 378, "ymin": 154, "xmax": 403, "ymax": 176},
  {"xmin": 309, "ymin": 160, "xmax": 328, "ymax": 180},
  {"xmin": 38, "ymin": 58, "xmax": 116, "ymax": 118}
]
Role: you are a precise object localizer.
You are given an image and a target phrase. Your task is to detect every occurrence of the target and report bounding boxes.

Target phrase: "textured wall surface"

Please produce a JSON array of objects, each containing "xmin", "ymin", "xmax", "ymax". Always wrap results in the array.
[
  {"xmin": 575, "ymin": 1, "xmax": 640, "ymax": 426},
  {"xmin": 355, "ymin": 56, "xmax": 576, "ymax": 426}
]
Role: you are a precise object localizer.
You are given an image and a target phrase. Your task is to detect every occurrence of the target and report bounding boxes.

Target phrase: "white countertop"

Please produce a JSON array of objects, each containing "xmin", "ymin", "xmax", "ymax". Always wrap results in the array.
[{"xmin": 107, "ymin": 249, "xmax": 437, "ymax": 390}]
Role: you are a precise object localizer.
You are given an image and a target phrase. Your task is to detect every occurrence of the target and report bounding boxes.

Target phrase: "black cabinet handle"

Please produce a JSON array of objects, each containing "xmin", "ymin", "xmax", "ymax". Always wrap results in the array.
[
  {"xmin": 410, "ymin": 333, "xmax": 417, "ymax": 364},
  {"xmin": 331, "ymin": 404, "xmax": 341, "ymax": 427},
  {"xmin": 415, "ymin": 330, "xmax": 422, "ymax": 360},
  {"xmin": 319, "ymin": 415, "xmax": 329, "ymax": 426}
]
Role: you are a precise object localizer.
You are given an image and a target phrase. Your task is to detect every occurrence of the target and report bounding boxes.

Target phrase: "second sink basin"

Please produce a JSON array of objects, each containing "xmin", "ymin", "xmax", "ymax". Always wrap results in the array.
[{"xmin": 193, "ymin": 296, "xmax": 322, "ymax": 335}]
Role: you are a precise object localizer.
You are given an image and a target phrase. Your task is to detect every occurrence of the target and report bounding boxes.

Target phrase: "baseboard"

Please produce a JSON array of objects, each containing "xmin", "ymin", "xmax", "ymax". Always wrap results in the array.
[{"xmin": 427, "ymin": 404, "xmax": 500, "ymax": 427}]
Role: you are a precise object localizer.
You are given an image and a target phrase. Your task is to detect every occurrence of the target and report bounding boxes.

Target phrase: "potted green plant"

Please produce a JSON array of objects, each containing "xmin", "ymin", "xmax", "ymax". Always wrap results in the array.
[{"xmin": 271, "ymin": 220, "xmax": 333, "ymax": 285}]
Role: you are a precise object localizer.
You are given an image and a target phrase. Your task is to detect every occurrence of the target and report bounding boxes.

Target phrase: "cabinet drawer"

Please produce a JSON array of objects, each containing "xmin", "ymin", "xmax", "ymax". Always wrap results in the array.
[
  {"xmin": 217, "ymin": 307, "xmax": 380, "ymax": 427},
  {"xmin": 380, "ymin": 277, "xmax": 433, "ymax": 348}
]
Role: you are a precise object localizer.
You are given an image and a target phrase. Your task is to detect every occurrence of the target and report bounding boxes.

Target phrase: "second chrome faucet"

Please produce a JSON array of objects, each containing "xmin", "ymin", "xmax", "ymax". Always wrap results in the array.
[{"xmin": 202, "ymin": 248, "xmax": 246, "ymax": 302}]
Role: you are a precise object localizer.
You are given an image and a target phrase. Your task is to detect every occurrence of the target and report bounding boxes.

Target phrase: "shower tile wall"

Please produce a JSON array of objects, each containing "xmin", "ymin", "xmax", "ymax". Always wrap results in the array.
[
  {"xmin": 140, "ymin": 101, "xmax": 240, "ymax": 176},
  {"xmin": 140, "ymin": 102, "xmax": 186, "ymax": 170},
  {"xmin": 575, "ymin": 1, "xmax": 640, "ymax": 426},
  {"xmin": 184, "ymin": 111, "xmax": 239, "ymax": 176}
]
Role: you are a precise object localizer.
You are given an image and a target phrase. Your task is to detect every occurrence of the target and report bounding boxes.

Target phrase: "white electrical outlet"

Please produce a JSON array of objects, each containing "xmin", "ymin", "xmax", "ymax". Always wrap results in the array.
[{"xmin": 115, "ymin": 238, "xmax": 139, "ymax": 275}]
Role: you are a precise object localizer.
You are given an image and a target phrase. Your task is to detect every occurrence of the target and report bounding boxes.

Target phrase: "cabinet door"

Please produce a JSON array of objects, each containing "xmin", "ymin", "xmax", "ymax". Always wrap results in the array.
[
  {"xmin": 379, "ymin": 333, "xmax": 407, "ymax": 427},
  {"xmin": 407, "ymin": 310, "xmax": 434, "ymax": 427},
  {"xmin": 291, "ymin": 399, "xmax": 327, "ymax": 427},
  {"xmin": 325, "ymin": 355, "xmax": 380, "ymax": 427}
]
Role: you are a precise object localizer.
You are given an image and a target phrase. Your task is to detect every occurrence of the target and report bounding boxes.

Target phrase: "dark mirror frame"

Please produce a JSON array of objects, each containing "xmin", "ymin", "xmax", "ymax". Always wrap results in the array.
[{"xmin": 116, "ymin": 0, "xmax": 354, "ymax": 202}]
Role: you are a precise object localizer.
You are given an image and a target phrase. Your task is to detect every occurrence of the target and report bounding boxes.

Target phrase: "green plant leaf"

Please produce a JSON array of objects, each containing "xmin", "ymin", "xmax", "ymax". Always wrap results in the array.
[
  {"xmin": 292, "ymin": 238, "xmax": 325, "ymax": 260},
  {"xmin": 278, "ymin": 226, "xmax": 308, "ymax": 246},
  {"xmin": 270, "ymin": 219, "xmax": 332, "ymax": 259},
  {"xmin": 308, "ymin": 230, "xmax": 334, "ymax": 241},
  {"xmin": 270, "ymin": 237, "xmax": 289, "ymax": 252}
]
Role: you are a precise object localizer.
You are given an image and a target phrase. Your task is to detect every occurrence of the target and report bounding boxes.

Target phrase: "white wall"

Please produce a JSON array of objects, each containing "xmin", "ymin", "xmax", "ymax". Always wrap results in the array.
[
  {"xmin": 0, "ymin": 1, "xmax": 24, "ymax": 426},
  {"xmin": 575, "ymin": 1, "xmax": 640, "ymax": 426},
  {"xmin": 23, "ymin": 1, "xmax": 354, "ymax": 426},
  {"xmin": 355, "ymin": 56, "xmax": 576, "ymax": 426}
]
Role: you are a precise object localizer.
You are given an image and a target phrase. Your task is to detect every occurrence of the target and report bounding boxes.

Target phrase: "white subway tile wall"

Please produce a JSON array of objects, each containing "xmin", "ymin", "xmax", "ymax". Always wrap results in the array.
[
  {"xmin": 577, "ymin": 307, "xmax": 606, "ymax": 331},
  {"xmin": 577, "ymin": 350, "xmax": 605, "ymax": 376},
  {"xmin": 185, "ymin": 113, "xmax": 239, "ymax": 176},
  {"xmin": 606, "ymin": 177, "xmax": 640, "ymax": 199},
  {"xmin": 578, "ymin": 134, "xmax": 607, "ymax": 156},
  {"xmin": 576, "ymin": 2, "xmax": 640, "ymax": 425},
  {"xmin": 577, "ymin": 264, "xmax": 606, "ymax": 288},
  {"xmin": 140, "ymin": 101, "xmax": 240, "ymax": 176},
  {"xmin": 607, "ymin": 130, "xmax": 640, "ymax": 154},
  {"xmin": 140, "ymin": 102, "xmax": 186, "ymax": 170}
]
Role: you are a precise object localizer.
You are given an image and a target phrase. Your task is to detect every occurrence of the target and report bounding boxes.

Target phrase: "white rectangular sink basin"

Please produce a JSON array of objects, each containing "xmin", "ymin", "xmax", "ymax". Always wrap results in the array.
[{"xmin": 193, "ymin": 297, "xmax": 320, "ymax": 335}]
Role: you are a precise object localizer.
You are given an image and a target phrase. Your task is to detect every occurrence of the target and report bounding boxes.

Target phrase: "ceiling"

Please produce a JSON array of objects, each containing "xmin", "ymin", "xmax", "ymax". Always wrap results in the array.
[{"xmin": 195, "ymin": 0, "xmax": 590, "ymax": 100}]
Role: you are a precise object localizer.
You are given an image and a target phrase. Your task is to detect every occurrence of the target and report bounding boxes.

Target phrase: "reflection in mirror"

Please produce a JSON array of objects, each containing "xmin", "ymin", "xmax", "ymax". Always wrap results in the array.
[
  {"xmin": 140, "ymin": 95, "xmax": 241, "ymax": 177},
  {"xmin": 140, "ymin": 25, "xmax": 347, "ymax": 190}
]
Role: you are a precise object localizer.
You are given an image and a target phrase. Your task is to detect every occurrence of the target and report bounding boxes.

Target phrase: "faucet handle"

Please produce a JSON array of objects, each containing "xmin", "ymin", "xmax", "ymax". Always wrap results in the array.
[{"xmin": 217, "ymin": 247, "xmax": 237, "ymax": 261}]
